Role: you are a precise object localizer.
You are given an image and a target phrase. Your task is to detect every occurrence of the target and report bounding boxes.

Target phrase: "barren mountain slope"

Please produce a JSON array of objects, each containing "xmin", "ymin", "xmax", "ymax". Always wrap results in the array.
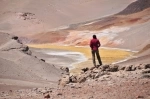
[
  {"xmin": 0, "ymin": 0, "xmax": 134, "ymax": 35},
  {"xmin": 117, "ymin": 44, "xmax": 150, "ymax": 65},
  {"xmin": 29, "ymin": 0, "xmax": 150, "ymax": 51},
  {"xmin": 0, "ymin": 33, "xmax": 62, "ymax": 91},
  {"xmin": 0, "ymin": 0, "xmax": 149, "ymax": 51}
]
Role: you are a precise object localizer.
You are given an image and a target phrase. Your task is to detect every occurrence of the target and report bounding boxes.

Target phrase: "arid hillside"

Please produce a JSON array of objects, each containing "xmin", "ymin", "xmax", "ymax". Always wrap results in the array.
[
  {"xmin": 0, "ymin": 0, "xmax": 134, "ymax": 35},
  {"xmin": 22, "ymin": 0, "xmax": 150, "ymax": 51},
  {"xmin": 0, "ymin": 32, "xmax": 62, "ymax": 91},
  {"xmin": 0, "ymin": 0, "xmax": 149, "ymax": 67},
  {"xmin": 0, "ymin": 0, "xmax": 149, "ymax": 51},
  {"xmin": 117, "ymin": 44, "xmax": 150, "ymax": 65}
]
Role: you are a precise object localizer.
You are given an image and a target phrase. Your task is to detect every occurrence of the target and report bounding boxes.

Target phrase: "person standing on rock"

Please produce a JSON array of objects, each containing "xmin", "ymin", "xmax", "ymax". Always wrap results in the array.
[{"xmin": 90, "ymin": 35, "xmax": 102, "ymax": 67}]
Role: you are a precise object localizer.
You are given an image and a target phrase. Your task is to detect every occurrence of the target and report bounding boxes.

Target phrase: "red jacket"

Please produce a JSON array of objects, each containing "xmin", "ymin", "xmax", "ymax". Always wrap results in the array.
[{"xmin": 90, "ymin": 38, "xmax": 101, "ymax": 50}]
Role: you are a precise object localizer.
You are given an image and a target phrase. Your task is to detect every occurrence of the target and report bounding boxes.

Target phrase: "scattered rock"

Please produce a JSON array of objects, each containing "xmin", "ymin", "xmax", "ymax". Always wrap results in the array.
[
  {"xmin": 101, "ymin": 65, "xmax": 110, "ymax": 71},
  {"xmin": 77, "ymin": 75, "xmax": 86, "ymax": 83},
  {"xmin": 60, "ymin": 66, "xmax": 69, "ymax": 73},
  {"xmin": 18, "ymin": 12, "xmax": 35, "ymax": 20},
  {"xmin": 59, "ymin": 75, "xmax": 70, "ymax": 86},
  {"xmin": 140, "ymin": 64, "xmax": 145, "ymax": 69},
  {"xmin": 137, "ymin": 95, "xmax": 144, "ymax": 98},
  {"xmin": 70, "ymin": 83, "xmax": 76, "ymax": 88},
  {"xmin": 44, "ymin": 93, "xmax": 50, "ymax": 99},
  {"xmin": 21, "ymin": 45, "xmax": 29, "ymax": 52},
  {"xmin": 131, "ymin": 65, "xmax": 136, "ymax": 71},
  {"xmin": 57, "ymin": 93, "xmax": 62, "ymax": 96},
  {"xmin": 125, "ymin": 65, "xmax": 132, "ymax": 71},
  {"xmin": 137, "ymin": 64, "xmax": 147, "ymax": 69},
  {"xmin": 81, "ymin": 67, "xmax": 89, "ymax": 72},
  {"xmin": 12, "ymin": 36, "xmax": 18, "ymax": 40},
  {"xmin": 19, "ymin": 45, "xmax": 32, "ymax": 55},
  {"xmin": 59, "ymin": 64, "xmax": 150, "ymax": 86},
  {"xmin": 141, "ymin": 74, "xmax": 150, "ymax": 79},
  {"xmin": 70, "ymin": 75, "xmax": 77, "ymax": 83},
  {"xmin": 145, "ymin": 64, "xmax": 150, "ymax": 69},
  {"xmin": 142, "ymin": 69, "xmax": 150, "ymax": 74},
  {"xmin": 118, "ymin": 66, "xmax": 126, "ymax": 70},
  {"xmin": 109, "ymin": 64, "xmax": 119, "ymax": 72},
  {"xmin": 40, "ymin": 59, "xmax": 45, "ymax": 62}
]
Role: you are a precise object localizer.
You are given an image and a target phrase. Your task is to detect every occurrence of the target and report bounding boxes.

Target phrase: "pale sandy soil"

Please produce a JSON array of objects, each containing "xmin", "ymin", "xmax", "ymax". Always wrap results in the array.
[{"xmin": 0, "ymin": 33, "xmax": 62, "ymax": 92}]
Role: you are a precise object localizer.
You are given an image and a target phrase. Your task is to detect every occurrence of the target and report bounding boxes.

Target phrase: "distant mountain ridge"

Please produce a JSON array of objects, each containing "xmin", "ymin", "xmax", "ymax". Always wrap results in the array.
[{"xmin": 118, "ymin": 0, "xmax": 150, "ymax": 15}]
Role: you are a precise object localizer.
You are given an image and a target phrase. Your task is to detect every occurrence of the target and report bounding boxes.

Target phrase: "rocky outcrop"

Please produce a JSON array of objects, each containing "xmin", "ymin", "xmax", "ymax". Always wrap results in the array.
[
  {"xmin": 59, "ymin": 64, "xmax": 150, "ymax": 86},
  {"xmin": 0, "ymin": 33, "xmax": 31, "ymax": 55},
  {"xmin": 60, "ymin": 66, "xmax": 69, "ymax": 74},
  {"xmin": 17, "ymin": 12, "xmax": 36, "ymax": 20}
]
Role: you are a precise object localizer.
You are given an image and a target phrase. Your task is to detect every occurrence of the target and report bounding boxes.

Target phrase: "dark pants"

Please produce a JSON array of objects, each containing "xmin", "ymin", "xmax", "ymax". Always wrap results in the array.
[{"xmin": 92, "ymin": 50, "xmax": 102, "ymax": 66}]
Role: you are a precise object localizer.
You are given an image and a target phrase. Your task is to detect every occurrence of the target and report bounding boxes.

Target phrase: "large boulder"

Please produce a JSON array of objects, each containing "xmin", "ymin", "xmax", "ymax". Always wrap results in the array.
[
  {"xmin": 77, "ymin": 75, "xmax": 86, "ymax": 83},
  {"xmin": 70, "ymin": 75, "xmax": 77, "ymax": 83},
  {"xmin": 81, "ymin": 67, "xmax": 89, "ymax": 72},
  {"xmin": 145, "ymin": 64, "xmax": 150, "ymax": 69},
  {"xmin": 100, "ymin": 65, "xmax": 110, "ymax": 71},
  {"xmin": 58, "ymin": 75, "xmax": 70, "ymax": 86},
  {"xmin": 60, "ymin": 66, "xmax": 69, "ymax": 73},
  {"xmin": 125, "ymin": 65, "xmax": 133, "ymax": 71},
  {"xmin": 118, "ymin": 66, "xmax": 126, "ymax": 70},
  {"xmin": 109, "ymin": 64, "xmax": 119, "ymax": 72}
]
